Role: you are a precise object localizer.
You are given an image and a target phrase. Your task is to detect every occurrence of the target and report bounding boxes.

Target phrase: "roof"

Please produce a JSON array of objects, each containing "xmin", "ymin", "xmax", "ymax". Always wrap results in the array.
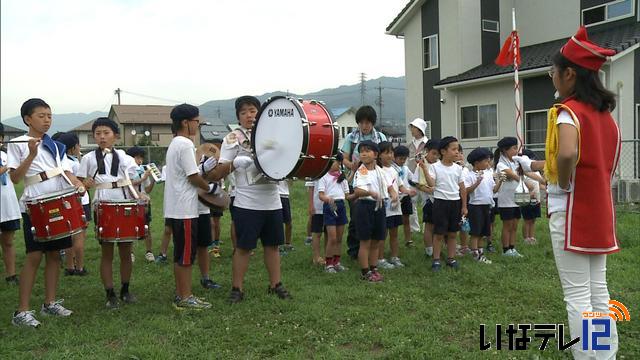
[
  {"xmin": 70, "ymin": 119, "xmax": 97, "ymax": 132},
  {"xmin": 1, "ymin": 123, "xmax": 25, "ymax": 133},
  {"xmin": 108, "ymin": 105, "xmax": 173, "ymax": 124},
  {"xmin": 437, "ymin": 22, "xmax": 640, "ymax": 87},
  {"xmin": 330, "ymin": 107, "xmax": 354, "ymax": 118},
  {"xmin": 200, "ymin": 118, "xmax": 231, "ymax": 142},
  {"xmin": 386, "ymin": 0, "xmax": 423, "ymax": 35}
]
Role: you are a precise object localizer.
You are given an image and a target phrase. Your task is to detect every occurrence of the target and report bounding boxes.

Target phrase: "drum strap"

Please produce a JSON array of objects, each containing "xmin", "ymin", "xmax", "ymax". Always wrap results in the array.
[
  {"xmin": 24, "ymin": 167, "xmax": 65, "ymax": 186},
  {"xmin": 94, "ymin": 179, "xmax": 132, "ymax": 190}
]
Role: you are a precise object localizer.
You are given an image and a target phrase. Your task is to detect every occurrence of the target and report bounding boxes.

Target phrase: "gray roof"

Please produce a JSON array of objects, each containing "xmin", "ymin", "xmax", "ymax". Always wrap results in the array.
[
  {"xmin": 437, "ymin": 22, "xmax": 640, "ymax": 86},
  {"xmin": 386, "ymin": 0, "xmax": 417, "ymax": 32},
  {"xmin": 200, "ymin": 119, "xmax": 232, "ymax": 142}
]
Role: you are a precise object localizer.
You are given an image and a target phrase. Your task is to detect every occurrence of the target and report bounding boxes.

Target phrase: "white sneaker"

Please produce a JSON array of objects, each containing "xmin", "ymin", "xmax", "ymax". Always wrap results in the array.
[
  {"xmin": 144, "ymin": 251, "xmax": 155, "ymax": 262},
  {"xmin": 40, "ymin": 300, "xmax": 72, "ymax": 317},
  {"xmin": 12, "ymin": 310, "xmax": 41, "ymax": 328},
  {"xmin": 131, "ymin": 253, "xmax": 136, "ymax": 263},
  {"xmin": 325, "ymin": 265, "xmax": 337, "ymax": 273},
  {"xmin": 502, "ymin": 249, "xmax": 515, "ymax": 257},
  {"xmin": 511, "ymin": 248, "xmax": 524, "ymax": 258},
  {"xmin": 389, "ymin": 257, "xmax": 405, "ymax": 268},
  {"xmin": 425, "ymin": 247, "xmax": 433, "ymax": 257},
  {"xmin": 476, "ymin": 254, "xmax": 492, "ymax": 264},
  {"xmin": 377, "ymin": 259, "xmax": 396, "ymax": 270},
  {"xmin": 334, "ymin": 263, "xmax": 348, "ymax": 272}
]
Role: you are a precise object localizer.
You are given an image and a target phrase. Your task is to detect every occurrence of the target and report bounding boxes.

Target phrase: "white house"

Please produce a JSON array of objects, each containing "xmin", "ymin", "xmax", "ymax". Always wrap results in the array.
[{"xmin": 331, "ymin": 107, "xmax": 357, "ymax": 147}]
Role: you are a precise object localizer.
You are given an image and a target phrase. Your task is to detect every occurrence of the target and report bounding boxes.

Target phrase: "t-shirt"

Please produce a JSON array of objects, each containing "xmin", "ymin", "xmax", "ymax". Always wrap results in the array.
[
  {"xmin": 66, "ymin": 155, "xmax": 90, "ymax": 205},
  {"xmin": 340, "ymin": 130, "xmax": 387, "ymax": 160},
  {"xmin": 353, "ymin": 164, "xmax": 389, "ymax": 202},
  {"xmin": 305, "ymin": 181, "xmax": 323, "ymax": 214},
  {"xmin": 496, "ymin": 156, "xmax": 519, "ymax": 208},
  {"xmin": 219, "ymin": 131, "xmax": 281, "ymax": 211},
  {"xmin": 6, "ymin": 134, "xmax": 74, "ymax": 212},
  {"xmin": 1, "ymin": 151, "xmax": 21, "ymax": 223},
  {"xmin": 395, "ymin": 163, "xmax": 412, "ymax": 200},
  {"xmin": 163, "ymin": 136, "xmax": 200, "ymax": 219},
  {"xmin": 464, "ymin": 169, "xmax": 496, "ymax": 206},
  {"xmin": 317, "ymin": 172, "xmax": 349, "ymax": 201},
  {"xmin": 548, "ymin": 111, "xmax": 576, "ymax": 213},
  {"xmin": 382, "ymin": 165, "xmax": 403, "ymax": 217},
  {"xmin": 427, "ymin": 161, "xmax": 463, "ymax": 200},
  {"xmin": 78, "ymin": 149, "xmax": 138, "ymax": 202},
  {"xmin": 412, "ymin": 162, "xmax": 436, "ymax": 203}
]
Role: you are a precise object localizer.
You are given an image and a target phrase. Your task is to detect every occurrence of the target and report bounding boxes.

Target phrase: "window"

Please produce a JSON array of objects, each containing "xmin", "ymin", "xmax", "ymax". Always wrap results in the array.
[
  {"xmin": 151, "ymin": 133, "xmax": 160, "ymax": 141},
  {"xmin": 482, "ymin": 20, "xmax": 499, "ymax": 33},
  {"xmin": 582, "ymin": 0, "xmax": 634, "ymax": 26},
  {"xmin": 88, "ymin": 134, "xmax": 97, "ymax": 144},
  {"xmin": 423, "ymin": 34, "xmax": 438, "ymax": 70},
  {"xmin": 525, "ymin": 111, "xmax": 547, "ymax": 146},
  {"xmin": 461, "ymin": 104, "xmax": 498, "ymax": 139}
]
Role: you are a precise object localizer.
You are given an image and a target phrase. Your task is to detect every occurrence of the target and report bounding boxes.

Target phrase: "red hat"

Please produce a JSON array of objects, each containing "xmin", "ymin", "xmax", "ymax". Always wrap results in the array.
[{"xmin": 560, "ymin": 27, "xmax": 616, "ymax": 71}]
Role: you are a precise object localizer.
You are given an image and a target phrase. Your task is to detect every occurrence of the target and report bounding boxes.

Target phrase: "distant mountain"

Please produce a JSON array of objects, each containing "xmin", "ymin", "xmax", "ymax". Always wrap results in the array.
[
  {"xmin": 1, "ymin": 111, "xmax": 107, "ymax": 134},
  {"xmin": 199, "ymin": 76, "xmax": 406, "ymax": 127}
]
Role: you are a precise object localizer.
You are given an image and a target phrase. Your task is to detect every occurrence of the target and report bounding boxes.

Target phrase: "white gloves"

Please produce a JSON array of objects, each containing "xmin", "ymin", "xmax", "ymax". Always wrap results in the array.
[
  {"xmin": 202, "ymin": 156, "xmax": 218, "ymax": 173},
  {"xmin": 208, "ymin": 183, "xmax": 222, "ymax": 195},
  {"xmin": 233, "ymin": 156, "xmax": 253, "ymax": 170},
  {"xmin": 513, "ymin": 155, "xmax": 533, "ymax": 172}
]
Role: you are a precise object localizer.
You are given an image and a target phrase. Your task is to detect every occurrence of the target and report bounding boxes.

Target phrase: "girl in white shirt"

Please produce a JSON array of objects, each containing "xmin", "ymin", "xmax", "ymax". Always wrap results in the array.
[{"xmin": 494, "ymin": 137, "xmax": 524, "ymax": 258}]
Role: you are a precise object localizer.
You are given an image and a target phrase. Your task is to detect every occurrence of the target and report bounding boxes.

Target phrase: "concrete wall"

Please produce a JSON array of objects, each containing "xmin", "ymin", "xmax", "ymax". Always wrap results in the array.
[
  {"xmin": 500, "ymin": 0, "xmax": 579, "ymax": 46},
  {"xmin": 403, "ymin": 11, "xmax": 425, "ymax": 142},
  {"xmin": 438, "ymin": 0, "xmax": 482, "ymax": 79}
]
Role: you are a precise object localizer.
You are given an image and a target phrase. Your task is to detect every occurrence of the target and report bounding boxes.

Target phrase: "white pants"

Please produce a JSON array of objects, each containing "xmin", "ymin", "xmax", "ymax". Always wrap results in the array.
[{"xmin": 550, "ymin": 212, "xmax": 618, "ymax": 360}]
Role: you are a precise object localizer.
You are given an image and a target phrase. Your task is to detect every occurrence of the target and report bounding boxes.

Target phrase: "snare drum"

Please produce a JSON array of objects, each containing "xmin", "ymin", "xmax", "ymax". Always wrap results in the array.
[
  {"xmin": 252, "ymin": 96, "xmax": 338, "ymax": 180},
  {"xmin": 95, "ymin": 199, "xmax": 148, "ymax": 242},
  {"xmin": 25, "ymin": 188, "xmax": 86, "ymax": 242}
]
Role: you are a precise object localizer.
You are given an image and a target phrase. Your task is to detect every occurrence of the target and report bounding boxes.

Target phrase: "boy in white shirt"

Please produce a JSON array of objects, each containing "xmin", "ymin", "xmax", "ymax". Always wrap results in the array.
[
  {"xmin": 8, "ymin": 98, "xmax": 82, "ymax": 327},
  {"xmin": 420, "ymin": 136, "xmax": 467, "ymax": 271},
  {"xmin": 0, "ymin": 123, "xmax": 21, "ymax": 285}
]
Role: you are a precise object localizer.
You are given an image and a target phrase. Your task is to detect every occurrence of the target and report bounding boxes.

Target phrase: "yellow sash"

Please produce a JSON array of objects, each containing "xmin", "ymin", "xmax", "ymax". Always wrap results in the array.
[{"xmin": 544, "ymin": 104, "xmax": 581, "ymax": 184}]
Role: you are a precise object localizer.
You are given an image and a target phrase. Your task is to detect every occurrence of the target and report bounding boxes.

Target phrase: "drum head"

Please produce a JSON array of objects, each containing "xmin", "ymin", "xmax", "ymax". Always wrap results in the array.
[
  {"xmin": 253, "ymin": 97, "xmax": 304, "ymax": 180},
  {"xmin": 27, "ymin": 187, "xmax": 77, "ymax": 202}
]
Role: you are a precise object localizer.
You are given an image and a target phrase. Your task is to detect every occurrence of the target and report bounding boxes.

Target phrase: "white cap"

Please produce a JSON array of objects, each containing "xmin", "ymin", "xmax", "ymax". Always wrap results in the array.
[{"xmin": 408, "ymin": 118, "xmax": 427, "ymax": 137}]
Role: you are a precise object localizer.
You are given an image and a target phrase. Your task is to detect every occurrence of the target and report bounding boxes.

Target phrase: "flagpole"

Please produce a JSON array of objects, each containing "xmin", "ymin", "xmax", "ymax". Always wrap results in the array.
[{"xmin": 512, "ymin": 8, "xmax": 524, "ymax": 152}]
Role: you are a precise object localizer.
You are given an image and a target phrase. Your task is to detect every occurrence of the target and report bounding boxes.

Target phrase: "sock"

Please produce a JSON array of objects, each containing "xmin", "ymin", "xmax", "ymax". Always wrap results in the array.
[
  {"xmin": 503, "ymin": 247, "xmax": 509, "ymax": 253},
  {"xmin": 232, "ymin": 286, "xmax": 241, "ymax": 292},
  {"xmin": 120, "ymin": 283, "xmax": 129, "ymax": 295},
  {"xmin": 361, "ymin": 268, "xmax": 369, "ymax": 275},
  {"xmin": 325, "ymin": 257, "xmax": 333, "ymax": 266},
  {"xmin": 333, "ymin": 255, "xmax": 341, "ymax": 264},
  {"xmin": 106, "ymin": 288, "xmax": 116, "ymax": 298},
  {"xmin": 509, "ymin": 245, "xmax": 515, "ymax": 250}
]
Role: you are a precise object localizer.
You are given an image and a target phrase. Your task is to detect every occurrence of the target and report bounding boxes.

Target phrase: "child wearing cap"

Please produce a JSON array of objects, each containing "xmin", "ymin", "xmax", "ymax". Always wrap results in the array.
[
  {"xmin": 493, "ymin": 137, "xmax": 524, "ymax": 258},
  {"xmin": 0, "ymin": 123, "xmax": 21, "ymax": 285}
]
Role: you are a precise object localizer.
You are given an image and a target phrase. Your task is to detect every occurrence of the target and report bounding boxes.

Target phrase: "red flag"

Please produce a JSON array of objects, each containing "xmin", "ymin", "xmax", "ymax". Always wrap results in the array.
[{"xmin": 495, "ymin": 31, "xmax": 521, "ymax": 67}]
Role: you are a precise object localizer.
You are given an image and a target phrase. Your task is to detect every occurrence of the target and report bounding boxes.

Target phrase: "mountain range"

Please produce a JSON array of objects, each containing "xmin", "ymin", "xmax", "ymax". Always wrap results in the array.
[{"xmin": 1, "ymin": 76, "xmax": 406, "ymax": 133}]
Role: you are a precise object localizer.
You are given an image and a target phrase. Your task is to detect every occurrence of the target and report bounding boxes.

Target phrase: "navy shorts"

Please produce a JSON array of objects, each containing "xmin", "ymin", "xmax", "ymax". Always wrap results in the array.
[
  {"xmin": 468, "ymin": 204, "xmax": 491, "ymax": 237},
  {"xmin": 210, "ymin": 207, "xmax": 223, "ymax": 218},
  {"xmin": 432, "ymin": 199, "xmax": 462, "ymax": 235},
  {"xmin": 311, "ymin": 214, "xmax": 324, "ymax": 233},
  {"xmin": 400, "ymin": 196, "xmax": 413, "ymax": 215},
  {"xmin": 0, "ymin": 219, "xmax": 20, "ymax": 232},
  {"xmin": 197, "ymin": 213, "xmax": 213, "ymax": 247},
  {"xmin": 281, "ymin": 197, "xmax": 292, "ymax": 224},
  {"xmin": 386, "ymin": 215, "xmax": 403, "ymax": 229},
  {"xmin": 234, "ymin": 207, "xmax": 284, "ymax": 250},
  {"xmin": 422, "ymin": 200, "xmax": 434, "ymax": 224},
  {"xmin": 167, "ymin": 217, "xmax": 198, "ymax": 266},
  {"xmin": 323, "ymin": 200, "xmax": 348, "ymax": 226},
  {"xmin": 355, "ymin": 200, "xmax": 386, "ymax": 241},
  {"xmin": 499, "ymin": 207, "xmax": 522, "ymax": 221},
  {"xmin": 82, "ymin": 204, "xmax": 92, "ymax": 222},
  {"xmin": 21, "ymin": 213, "xmax": 72, "ymax": 253},
  {"xmin": 521, "ymin": 203, "xmax": 541, "ymax": 220},
  {"xmin": 229, "ymin": 197, "xmax": 236, "ymax": 221}
]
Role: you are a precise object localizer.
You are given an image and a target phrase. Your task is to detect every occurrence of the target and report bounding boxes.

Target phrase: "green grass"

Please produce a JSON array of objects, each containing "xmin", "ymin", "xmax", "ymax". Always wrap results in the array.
[{"xmin": 0, "ymin": 182, "xmax": 638, "ymax": 359}]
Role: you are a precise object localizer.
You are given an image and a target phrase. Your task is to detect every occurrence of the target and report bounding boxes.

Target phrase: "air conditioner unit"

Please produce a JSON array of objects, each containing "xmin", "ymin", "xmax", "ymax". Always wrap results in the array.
[{"xmin": 617, "ymin": 179, "xmax": 640, "ymax": 203}]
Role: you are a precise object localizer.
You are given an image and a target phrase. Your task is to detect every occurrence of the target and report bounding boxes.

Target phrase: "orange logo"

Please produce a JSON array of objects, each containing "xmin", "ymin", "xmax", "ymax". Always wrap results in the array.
[{"xmin": 608, "ymin": 300, "xmax": 630, "ymax": 322}]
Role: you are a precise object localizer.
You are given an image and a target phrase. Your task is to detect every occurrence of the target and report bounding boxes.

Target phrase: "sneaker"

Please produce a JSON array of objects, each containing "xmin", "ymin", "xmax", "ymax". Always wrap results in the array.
[
  {"xmin": 174, "ymin": 295, "xmax": 212, "ymax": 310},
  {"xmin": 486, "ymin": 243, "xmax": 496, "ymax": 253},
  {"xmin": 424, "ymin": 247, "xmax": 433, "ymax": 257},
  {"xmin": 64, "ymin": 268, "xmax": 76, "ymax": 276},
  {"xmin": 130, "ymin": 253, "xmax": 135, "ymax": 263},
  {"xmin": 405, "ymin": 240, "xmax": 414, "ymax": 248},
  {"xmin": 389, "ymin": 257, "xmax": 405, "ymax": 268},
  {"xmin": 200, "ymin": 278, "xmax": 222, "ymax": 289},
  {"xmin": 106, "ymin": 295, "xmax": 119, "ymax": 309},
  {"xmin": 12, "ymin": 311, "xmax": 41, "ymax": 328},
  {"xmin": 431, "ymin": 261, "xmax": 442, "ymax": 272},
  {"xmin": 228, "ymin": 288, "xmax": 244, "ymax": 304},
  {"xmin": 377, "ymin": 259, "xmax": 395, "ymax": 270},
  {"xmin": 334, "ymin": 263, "xmax": 348, "ymax": 272},
  {"xmin": 371, "ymin": 270, "xmax": 384, "ymax": 282},
  {"xmin": 41, "ymin": 300, "xmax": 73, "ymax": 317},
  {"xmin": 155, "ymin": 254, "xmax": 168, "ymax": 264},
  {"xmin": 120, "ymin": 292, "xmax": 137, "ymax": 304},
  {"xmin": 446, "ymin": 259, "xmax": 459, "ymax": 269},
  {"xmin": 268, "ymin": 283, "xmax": 292, "ymax": 300},
  {"xmin": 476, "ymin": 254, "xmax": 492, "ymax": 264},
  {"xmin": 75, "ymin": 268, "xmax": 88, "ymax": 276},
  {"xmin": 5, "ymin": 275, "xmax": 19, "ymax": 285},
  {"xmin": 511, "ymin": 248, "xmax": 524, "ymax": 258},
  {"xmin": 144, "ymin": 251, "xmax": 155, "ymax": 262},
  {"xmin": 325, "ymin": 265, "xmax": 337, "ymax": 273},
  {"xmin": 360, "ymin": 271, "xmax": 381, "ymax": 282},
  {"xmin": 304, "ymin": 236, "xmax": 312, "ymax": 246},
  {"xmin": 502, "ymin": 249, "xmax": 521, "ymax": 257},
  {"xmin": 284, "ymin": 244, "xmax": 295, "ymax": 252}
]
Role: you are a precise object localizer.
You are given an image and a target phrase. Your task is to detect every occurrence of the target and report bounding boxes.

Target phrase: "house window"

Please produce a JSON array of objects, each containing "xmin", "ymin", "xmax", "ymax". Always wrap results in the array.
[
  {"xmin": 423, "ymin": 34, "xmax": 438, "ymax": 70},
  {"xmin": 582, "ymin": 0, "xmax": 634, "ymax": 26},
  {"xmin": 482, "ymin": 20, "xmax": 499, "ymax": 33},
  {"xmin": 461, "ymin": 104, "xmax": 498, "ymax": 139},
  {"xmin": 525, "ymin": 111, "xmax": 547, "ymax": 146},
  {"xmin": 88, "ymin": 134, "xmax": 97, "ymax": 144}
]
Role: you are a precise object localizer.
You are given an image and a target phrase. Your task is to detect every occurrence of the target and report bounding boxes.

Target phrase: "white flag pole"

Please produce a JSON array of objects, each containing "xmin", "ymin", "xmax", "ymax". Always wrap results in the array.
[{"xmin": 512, "ymin": 8, "xmax": 523, "ymax": 151}]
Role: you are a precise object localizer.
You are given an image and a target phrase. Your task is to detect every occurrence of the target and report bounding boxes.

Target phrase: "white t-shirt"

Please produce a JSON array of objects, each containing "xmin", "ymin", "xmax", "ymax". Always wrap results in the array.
[
  {"xmin": 354, "ymin": 164, "xmax": 389, "ymax": 202},
  {"xmin": 1, "ymin": 151, "xmax": 22, "ymax": 223},
  {"xmin": 78, "ymin": 149, "xmax": 138, "ymax": 202},
  {"xmin": 496, "ymin": 155, "xmax": 519, "ymax": 208},
  {"xmin": 6, "ymin": 135, "xmax": 74, "ymax": 212},
  {"xmin": 464, "ymin": 169, "xmax": 496, "ymax": 206},
  {"xmin": 395, "ymin": 163, "xmax": 412, "ymax": 200},
  {"xmin": 277, "ymin": 180, "xmax": 290, "ymax": 197},
  {"xmin": 317, "ymin": 172, "xmax": 349, "ymax": 201},
  {"xmin": 67, "ymin": 155, "xmax": 90, "ymax": 205},
  {"xmin": 305, "ymin": 181, "xmax": 323, "ymax": 214},
  {"xmin": 163, "ymin": 136, "xmax": 200, "ymax": 219},
  {"xmin": 219, "ymin": 131, "xmax": 281, "ymax": 211},
  {"xmin": 548, "ymin": 111, "xmax": 576, "ymax": 213},
  {"xmin": 428, "ymin": 161, "xmax": 463, "ymax": 200},
  {"xmin": 382, "ymin": 165, "xmax": 403, "ymax": 217}
]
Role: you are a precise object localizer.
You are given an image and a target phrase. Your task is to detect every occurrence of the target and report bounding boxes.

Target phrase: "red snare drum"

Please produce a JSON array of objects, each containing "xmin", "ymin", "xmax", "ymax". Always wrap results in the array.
[
  {"xmin": 252, "ymin": 96, "xmax": 338, "ymax": 180},
  {"xmin": 95, "ymin": 200, "xmax": 148, "ymax": 242},
  {"xmin": 25, "ymin": 188, "xmax": 86, "ymax": 242}
]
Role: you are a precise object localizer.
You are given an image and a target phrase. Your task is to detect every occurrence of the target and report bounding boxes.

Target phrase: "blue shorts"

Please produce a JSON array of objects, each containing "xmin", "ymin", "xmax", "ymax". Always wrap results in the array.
[
  {"xmin": 323, "ymin": 200, "xmax": 348, "ymax": 226},
  {"xmin": 422, "ymin": 200, "xmax": 434, "ymax": 224},
  {"xmin": 355, "ymin": 200, "xmax": 386, "ymax": 241},
  {"xmin": 499, "ymin": 207, "xmax": 522, "ymax": 221},
  {"xmin": 234, "ymin": 207, "xmax": 284, "ymax": 250},
  {"xmin": 281, "ymin": 197, "xmax": 292, "ymax": 224},
  {"xmin": 400, "ymin": 196, "xmax": 413, "ymax": 215},
  {"xmin": 311, "ymin": 214, "xmax": 324, "ymax": 233},
  {"xmin": 521, "ymin": 203, "xmax": 541, "ymax": 220},
  {"xmin": 0, "ymin": 219, "xmax": 20, "ymax": 232},
  {"xmin": 386, "ymin": 215, "xmax": 403, "ymax": 229}
]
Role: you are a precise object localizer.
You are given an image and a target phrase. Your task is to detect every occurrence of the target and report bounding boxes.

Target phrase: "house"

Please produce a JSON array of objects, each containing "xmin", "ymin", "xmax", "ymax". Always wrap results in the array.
[
  {"xmin": 331, "ymin": 107, "xmax": 357, "ymax": 147},
  {"xmin": 200, "ymin": 117, "xmax": 233, "ymax": 144},
  {"xmin": 386, "ymin": 0, "xmax": 639, "ymax": 179},
  {"xmin": 70, "ymin": 119, "xmax": 97, "ymax": 147},
  {"xmin": 108, "ymin": 105, "xmax": 178, "ymax": 147},
  {"xmin": 1, "ymin": 123, "xmax": 25, "ymax": 141}
]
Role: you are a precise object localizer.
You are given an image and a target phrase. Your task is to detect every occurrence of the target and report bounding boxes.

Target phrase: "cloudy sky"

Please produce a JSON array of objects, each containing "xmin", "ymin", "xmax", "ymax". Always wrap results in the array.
[{"xmin": 1, "ymin": 0, "xmax": 406, "ymax": 120}]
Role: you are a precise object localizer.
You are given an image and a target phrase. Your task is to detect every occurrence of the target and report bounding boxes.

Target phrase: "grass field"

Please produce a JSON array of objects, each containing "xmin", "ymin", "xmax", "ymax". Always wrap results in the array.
[{"xmin": 0, "ymin": 181, "xmax": 638, "ymax": 359}]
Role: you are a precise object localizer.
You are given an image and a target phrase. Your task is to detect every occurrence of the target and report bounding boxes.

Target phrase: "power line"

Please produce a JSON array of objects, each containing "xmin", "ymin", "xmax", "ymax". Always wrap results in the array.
[{"xmin": 119, "ymin": 90, "xmax": 185, "ymax": 104}]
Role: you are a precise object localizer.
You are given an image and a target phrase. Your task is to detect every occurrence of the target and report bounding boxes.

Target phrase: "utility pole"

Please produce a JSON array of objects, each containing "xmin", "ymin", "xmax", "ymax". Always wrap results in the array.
[
  {"xmin": 375, "ymin": 81, "xmax": 383, "ymax": 126},
  {"xmin": 114, "ymin": 88, "xmax": 121, "ymax": 105},
  {"xmin": 359, "ymin": 73, "xmax": 367, "ymax": 105}
]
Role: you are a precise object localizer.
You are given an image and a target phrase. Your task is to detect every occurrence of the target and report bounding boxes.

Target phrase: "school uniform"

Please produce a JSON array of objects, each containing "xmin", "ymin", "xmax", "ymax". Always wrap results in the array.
[
  {"xmin": 382, "ymin": 165, "xmax": 403, "ymax": 229},
  {"xmin": 464, "ymin": 170, "xmax": 495, "ymax": 237},
  {"xmin": 317, "ymin": 172, "xmax": 349, "ymax": 227},
  {"xmin": 496, "ymin": 156, "xmax": 521, "ymax": 220},
  {"xmin": 278, "ymin": 180, "xmax": 292, "ymax": 225},
  {"xmin": 353, "ymin": 164, "xmax": 388, "ymax": 241},
  {"xmin": 0, "ymin": 151, "xmax": 21, "ymax": 232},
  {"xmin": 428, "ymin": 161, "xmax": 464, "ymax": 235},
  {"xmin": 6, "ymin": 134, "xmax": 74, "ymax": 252}
]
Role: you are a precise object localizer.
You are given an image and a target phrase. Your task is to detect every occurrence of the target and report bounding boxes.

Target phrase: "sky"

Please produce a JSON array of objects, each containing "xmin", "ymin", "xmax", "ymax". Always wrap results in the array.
[{"xmin": 0, "ymin": 0, "xmax": 406, "ymax": 120}]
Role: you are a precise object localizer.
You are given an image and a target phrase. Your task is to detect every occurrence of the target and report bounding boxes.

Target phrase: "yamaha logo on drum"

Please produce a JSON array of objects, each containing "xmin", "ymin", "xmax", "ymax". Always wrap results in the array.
[{"xmin": 267, "ymin": 108, "xmax": 295, "ymax": 117}]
